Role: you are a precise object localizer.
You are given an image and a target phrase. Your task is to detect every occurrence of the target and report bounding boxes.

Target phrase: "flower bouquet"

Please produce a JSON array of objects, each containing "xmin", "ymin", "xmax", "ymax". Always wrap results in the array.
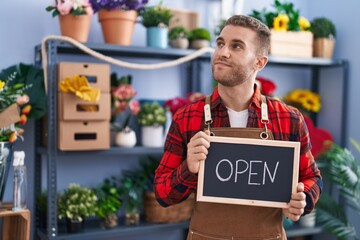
[
  {"xmin": 283, "ymin": 89, "xmax": 321, "ymax": 114},
  {"xmin": 46, "ymin": 0, "xmax": 94, "ymax": 42}
]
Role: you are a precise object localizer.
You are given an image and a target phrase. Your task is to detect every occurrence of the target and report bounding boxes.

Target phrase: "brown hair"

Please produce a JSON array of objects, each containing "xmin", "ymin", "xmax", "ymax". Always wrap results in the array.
[{"xmin": 223, "ymin": 15, "xmax": 271, "ymax": 55}]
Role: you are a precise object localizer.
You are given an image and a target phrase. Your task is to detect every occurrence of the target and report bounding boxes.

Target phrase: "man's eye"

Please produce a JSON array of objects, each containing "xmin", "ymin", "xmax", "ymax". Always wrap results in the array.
[
  {"xmin": 216, "ymin": 42, "xmax": 224, "ymax": 47},
  {"xmin": 233, "ymin": 44, "xmax": 242, "ymax": 49}
]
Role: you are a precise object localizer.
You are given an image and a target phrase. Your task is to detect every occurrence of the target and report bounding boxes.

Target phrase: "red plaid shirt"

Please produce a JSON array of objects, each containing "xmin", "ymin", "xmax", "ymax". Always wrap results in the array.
[{"xmin": 154, "ymin": 86, "xmax": 322, "ymax": 214}]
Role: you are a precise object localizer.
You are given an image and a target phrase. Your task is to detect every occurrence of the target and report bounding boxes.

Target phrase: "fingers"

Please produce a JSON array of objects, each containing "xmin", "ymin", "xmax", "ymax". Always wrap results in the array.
[
  {"xmin": 297, "ymin": 182, "xmax": 304, "ymax": 192},
  {"xmin": 283, "ymin": 182, "xmax": 307, "ymax": 221},
  {"xmin": 186, "ymin": 131, "xmax": 211, "ymax": 174}
]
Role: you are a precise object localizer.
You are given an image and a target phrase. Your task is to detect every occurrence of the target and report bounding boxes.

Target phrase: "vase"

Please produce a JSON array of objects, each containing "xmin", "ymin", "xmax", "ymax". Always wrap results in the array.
[
  {"xmin": 299, "ymin": 209, "xmax": 316, "ymax": 227},
  {"xmin": 58, "ymin": 14, "xmax": 91, "ymax": 42},
  {"xmin": 98, "ymin": 9, "xmax": 137, "ymax": 45},
  {"xmin": 101, "ymin": 213, "xmax": 118, "ymax": 229},
  {"xmin": 169, "ymin": 38, "xmax": 189, "ymax": 49},
  {"xmin": 141, "ymin": 125, "xmax": 164, "ymax": 147},
  {"xmin": 147, "ymin": 27, "xmax": 168, "ymax": 48},
  {"xmin": 115, "ymin": 127, "xmax": 137, "ymax": 147},
  {"xmin": 66, "ymin": 218, "xmax": 84, "ymax": 233},
  {"xmin": 0, "ymin": 142, "xmax": 14, "ymax": 208}
]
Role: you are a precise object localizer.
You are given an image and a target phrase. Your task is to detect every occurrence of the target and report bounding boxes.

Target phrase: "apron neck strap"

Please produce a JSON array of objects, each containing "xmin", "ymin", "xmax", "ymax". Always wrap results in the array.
[{"xmin": 204, "ymin": 94, "xmax": 269, "ymax": 131}]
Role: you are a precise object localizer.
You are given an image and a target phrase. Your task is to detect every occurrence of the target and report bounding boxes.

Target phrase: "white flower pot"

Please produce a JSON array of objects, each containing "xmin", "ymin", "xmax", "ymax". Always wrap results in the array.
[
  {"xmin": 115, "ymin": 127, "xmax": 137, "ymax": 148},
  {"xmin": 141, "ymin": 125, "xmax": 164, "ymax": 147}
]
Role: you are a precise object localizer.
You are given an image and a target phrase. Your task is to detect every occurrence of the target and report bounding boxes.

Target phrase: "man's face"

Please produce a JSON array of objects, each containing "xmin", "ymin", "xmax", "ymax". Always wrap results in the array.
[{"xmin": 212, "ymin": 25, "xmax": 260, "ymax": 87}]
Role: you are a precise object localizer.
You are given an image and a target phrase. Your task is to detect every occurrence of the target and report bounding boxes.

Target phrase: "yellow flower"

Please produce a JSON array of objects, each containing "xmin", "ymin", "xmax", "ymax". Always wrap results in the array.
[
  {"xmin": 273, "ymin": 14, "xmax": 289, "ymax": 32},
  {"xmin": 284, "ymin": 89, "xmax": 321, "ymax": 113},
  {"xmin": 0, "ymin": 80, "xmax": 5, "ymax": 91},
  {"xmin": 298, "ymin": 16, "xmax": 311, "ymax": 31}
]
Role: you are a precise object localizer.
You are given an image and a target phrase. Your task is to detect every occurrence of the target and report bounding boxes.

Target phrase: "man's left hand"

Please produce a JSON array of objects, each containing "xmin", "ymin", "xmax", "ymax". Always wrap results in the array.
[{"xmin": 283, "ymin": 182, "xmax": 306, "ymax": 221}]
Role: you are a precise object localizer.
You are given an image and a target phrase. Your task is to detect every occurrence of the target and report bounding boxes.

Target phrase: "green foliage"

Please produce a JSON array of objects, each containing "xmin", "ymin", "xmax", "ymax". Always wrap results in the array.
[
  {"xmin": 214, "ymin": 19, "xmax": 227, "ymax": 36},
  {"xmin": 111, "ymin": 73, "xmax": 132, "ymax": 88},
  {"xmin": 168, "ymin": 26, "xmax": 190, "ymax": 40},
  {"xmin": 141, "ymin": 5, "xmax": 173, "ymax": 28},
  {"xmin": 119, "ymin": 171, "xmax": 144, "ymax": 213},
  {"xmin": 0, "ymin": 63, "xmax": 47, "ymax": 120},
  {"xmin": 189, "ymin": 28, "xmax": 211, "ymax": 41},
  {"xmin": 137, "ymin": 102, "xmax": 166, "ymax": 126},
  {"xmin": 93, "ymin": 177, "xmax": 122, "ymax": 219},
  {"xmin": 311, "ymin": 17, "xmax": 336, "ymax": 39},
  {"xmin": 317, "ymin": 140, "xmax": 360, "ymax": 239},
  {"xmin": 58, "ymin": 183, "xmax": 98, "ymax": 222},
  {"xmin": 250, "ymin": 0, "xmax": 303, "ymax": 31}
]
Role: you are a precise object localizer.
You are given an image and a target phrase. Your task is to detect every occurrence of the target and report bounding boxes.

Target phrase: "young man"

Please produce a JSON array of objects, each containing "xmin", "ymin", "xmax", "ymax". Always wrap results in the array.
[{"xmin": 154, "ymin": 15, "xmax": 322, "ymax": 239}]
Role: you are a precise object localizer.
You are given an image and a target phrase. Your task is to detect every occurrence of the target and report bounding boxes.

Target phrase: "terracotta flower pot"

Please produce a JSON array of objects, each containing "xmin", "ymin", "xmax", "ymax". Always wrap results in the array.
[
  {"xmin": 58, "ymin": 14, "xmax": 91, "ymax": 42},
  {"xmin": 98, "ymin": 9, "xmax": 138, "ymax": 45}
]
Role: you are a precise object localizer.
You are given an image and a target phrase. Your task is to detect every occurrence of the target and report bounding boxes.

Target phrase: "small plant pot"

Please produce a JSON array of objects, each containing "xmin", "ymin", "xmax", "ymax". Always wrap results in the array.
[
  {"xmin": 101, "ymin": 213, "xmax": 118, "ymax": 229},
  {"xmin": 141, "ymin": 125, "xmax": 164, "ymax": 147},
  {"xmin": 125, "ymin": 211, "xmax": 140, "ymax": 225},
  {"xmin": 190, "ymin": 39, "xmax": 210, "ymax": 49},
  {"xmin": 115, "ymin": 127, "xmax": 137, "ymax": 148},
  {"xmin": 299, "ymin": 209, "xmax": 316, "ymax": 228},
  {"xmin": 169, "ymin": 38, "xmax": 189, "ymax": 49},
  {"xmin": 66, "ymin": 218, "xmax": 84, "ymax": 233},
  {"xmin": 147, "ymin": 27, "xmax": 168, "ymax": 48}
]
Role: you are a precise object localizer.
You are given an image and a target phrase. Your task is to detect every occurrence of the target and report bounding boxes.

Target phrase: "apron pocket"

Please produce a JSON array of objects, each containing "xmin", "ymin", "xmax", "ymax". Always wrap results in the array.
[{"xmin": 188, "ymin": 229, "xmax": 282, "ymax": 240}]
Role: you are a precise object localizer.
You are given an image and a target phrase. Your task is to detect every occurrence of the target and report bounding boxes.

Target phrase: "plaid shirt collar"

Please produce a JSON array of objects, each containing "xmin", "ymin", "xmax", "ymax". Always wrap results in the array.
[{"xmin": 210, "ymin": 84, "xmax": 262, "ymax": 110}]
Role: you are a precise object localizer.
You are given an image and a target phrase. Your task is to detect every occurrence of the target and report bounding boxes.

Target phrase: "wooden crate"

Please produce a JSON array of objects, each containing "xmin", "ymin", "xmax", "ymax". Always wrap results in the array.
[
  {"xmin": 0, "ymin": 203, "xmax": 30, "ymax": 240},
  {"xmin": 270, "ymin": 30, "xmax": 313, "ymax": 58},
  {"xmin": 169, "ymin": 9, "xmax": 199, "ymax": 30}
]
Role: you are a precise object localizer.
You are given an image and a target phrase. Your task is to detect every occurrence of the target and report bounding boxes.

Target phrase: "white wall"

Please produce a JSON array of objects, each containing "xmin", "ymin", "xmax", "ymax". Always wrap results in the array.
[{"xmin": 1, "ymin": 0, "xmax": 359, "ymax": 239}]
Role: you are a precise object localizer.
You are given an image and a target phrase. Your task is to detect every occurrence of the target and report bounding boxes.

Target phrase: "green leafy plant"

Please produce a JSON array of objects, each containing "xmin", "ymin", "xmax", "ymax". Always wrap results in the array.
[
  {"xmin": 93, "ymin": 177, "xmax": 122, "ymax": 219},
  {"xmin": 311, "ymin": 17, "xmax": 336, "ymax": 39},
  {"xmin": 141, "ymin": 5, "xmax": 173, "ymax": 28},
  {"xmin": 119, "ymin": 171, "xmax": 145, "ymax": 214},
  {"xmin": 189, "ymin": 28, "xmax": 211, "ymax": 41},
  {"xmin": 137, "ymin": 102, "xmax": 166, "ymax": 126},
  {"xmin": 214, "ymin": 19, "xmax": 227, "ymax": 36},
  {"xmin": 168, "ymin": 26, "xmax": 190, "ymax": 40},
  {"xmin": 250, "ymin": 0, "xmax": 310, "ymax": 32},
  {"xmin": 58, "ymin": 183, "xmax": 98, "ymax": 222},
  {"xmin": 317, "ymin": 140, "xmax": 360, "ymax": 240}
]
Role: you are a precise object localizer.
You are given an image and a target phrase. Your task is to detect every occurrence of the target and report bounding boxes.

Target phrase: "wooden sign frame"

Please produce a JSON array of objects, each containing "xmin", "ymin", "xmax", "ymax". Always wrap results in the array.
[{"xmin": 197, "ymin": 136, "xmax": 300, "ymax": 208}]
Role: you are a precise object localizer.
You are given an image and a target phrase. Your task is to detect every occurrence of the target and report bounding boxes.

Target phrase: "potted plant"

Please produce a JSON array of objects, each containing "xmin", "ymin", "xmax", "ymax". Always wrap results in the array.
[
  {"xmin": 110, "ymin": 73, "xmax": 140, "ymax": 147},
  {"xmin": 316, "ymin": 140, "xmax": 360, "ymax": 239},
  {"xmin": 90, "ymin": 0, "xmax": 149, "ymax": 45},
  {"xmin": 119, "ymin": 171, "xmax": 144, "ymax": 225},
  {"xmin": 168, "ymin": 26, "xmax": 190, "ymax": 49},
  {"xmin": 311, "ymin": 17, "xmax": 336, "ymax": 59},
  {"xmin": 93, "ymin": 177, "xmax": 122, "ymax": 229},
  {"xmin": 136, "ymin": 102, "xmax": 166, "ymax": 147},
  {"xmin": 189, "ymin": 28, "xmax": 211, "ymax": 49},
  {"xmin": 58, "ymin": 183, "xmax": 98, "ymax": 233},
  {"xmin": 141, "ymin": 4, "xmax": 173, "ymax": 48},
  {"xmin": 250, "ymin": 0, "xmax": 313, "ymax": 58},
  {"xmin": 46, "ymin": 0, "xmax": 93, "ymax": 42}
]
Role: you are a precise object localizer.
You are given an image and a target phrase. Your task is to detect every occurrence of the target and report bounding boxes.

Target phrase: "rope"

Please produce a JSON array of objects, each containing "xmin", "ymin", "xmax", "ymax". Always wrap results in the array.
[{"xmin": 41, "ymin": 35, "xmax": 215, "ymax": 92}]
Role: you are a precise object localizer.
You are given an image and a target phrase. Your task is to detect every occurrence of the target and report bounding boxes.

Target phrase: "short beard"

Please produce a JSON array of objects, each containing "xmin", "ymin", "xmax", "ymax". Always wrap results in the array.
[{"xmin": 212, "ymin": 65, "xmax": 253, "ymax": 87}]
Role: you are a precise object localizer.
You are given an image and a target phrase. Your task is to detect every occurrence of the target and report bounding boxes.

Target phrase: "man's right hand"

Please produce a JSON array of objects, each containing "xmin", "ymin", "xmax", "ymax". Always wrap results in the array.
[{"xmin": 186, "ymin": 130, "xmax": 211, "ymax": 174}]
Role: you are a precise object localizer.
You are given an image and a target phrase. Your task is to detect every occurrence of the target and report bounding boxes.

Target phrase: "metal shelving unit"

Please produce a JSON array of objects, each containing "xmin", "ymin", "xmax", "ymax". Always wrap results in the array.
[{"xmin": 34, "ymin": 40, "xmax": 348, "ymax": 239}]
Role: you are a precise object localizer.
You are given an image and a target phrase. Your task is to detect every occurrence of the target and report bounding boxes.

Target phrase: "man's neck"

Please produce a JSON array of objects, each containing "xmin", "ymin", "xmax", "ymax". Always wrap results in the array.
[{"xmin": 218, "ymin": 81, "xmax": 255, "ymax": 112}]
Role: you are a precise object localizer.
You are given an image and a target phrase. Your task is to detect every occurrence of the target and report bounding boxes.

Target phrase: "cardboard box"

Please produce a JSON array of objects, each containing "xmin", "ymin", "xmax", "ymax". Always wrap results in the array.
[
  {"xmin": 58, "ymin": 92, "xmax": 111, "ymax": 121},
  {"xmin": 58, "ymin": 62, "xmax": 110, "ymax": 92},
  {"xmin": 169, "ymin": 9, "xmax": 199, "ymax": 30},
  {"xmin": 270, "ymin": 30, "xmax": 313, "ymax": 58},
  {"xmin": 58, "ymin": 120, "xmax": 110, "ymax": 151},
  {"xmin": 0, "ymin": 202, "xmax": 30, "ymax": 240}
]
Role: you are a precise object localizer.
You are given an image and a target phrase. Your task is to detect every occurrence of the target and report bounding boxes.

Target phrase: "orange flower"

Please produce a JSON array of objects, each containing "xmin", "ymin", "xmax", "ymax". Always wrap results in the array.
[
  {"xmin": 22, "ymin": 105, "xmax": 32, "ymax": 115},
  {"xmin": 19, "ymin": 114, "xmax": 28, "ymax": 125},
  {"xmin": 8, "ymin": 132, "xmax": 17, "ymax": 143}
]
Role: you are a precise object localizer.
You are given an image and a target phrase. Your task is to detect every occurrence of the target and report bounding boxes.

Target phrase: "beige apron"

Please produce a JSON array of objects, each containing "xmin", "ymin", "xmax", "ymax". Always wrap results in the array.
[{"xmin": 187, "ymin": 96, "xmax": 286, "ymax": 240}]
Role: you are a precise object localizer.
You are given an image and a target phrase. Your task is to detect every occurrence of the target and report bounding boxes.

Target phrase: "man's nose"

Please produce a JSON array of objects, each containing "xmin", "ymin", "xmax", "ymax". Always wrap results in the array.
[{"xmin": 218, "ymin": 45, "xmax": 230, "ymax": 58}]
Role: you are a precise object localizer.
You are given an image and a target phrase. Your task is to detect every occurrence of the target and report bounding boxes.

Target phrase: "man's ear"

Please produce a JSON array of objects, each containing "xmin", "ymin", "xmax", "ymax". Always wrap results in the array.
[{"xmin": 255, "ymin": 55, "xmax": 268, "ymax": 71}]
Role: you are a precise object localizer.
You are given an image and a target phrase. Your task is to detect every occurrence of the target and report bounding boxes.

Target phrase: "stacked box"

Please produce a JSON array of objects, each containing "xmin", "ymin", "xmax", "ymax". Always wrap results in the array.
[
  {"xmin": 57, "ymin": 62, "xmax": 111, "ymax": 151},
  {"xmin": 270, "ymin": 30, "xmax": 313, "ymax": 58}
]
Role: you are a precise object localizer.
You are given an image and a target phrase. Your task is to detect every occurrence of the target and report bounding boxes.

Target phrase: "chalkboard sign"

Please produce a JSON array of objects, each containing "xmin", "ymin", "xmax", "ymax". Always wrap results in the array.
[{"xmin": 197, "ymin": 136, "xmax": 300, "ymax": 208}]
